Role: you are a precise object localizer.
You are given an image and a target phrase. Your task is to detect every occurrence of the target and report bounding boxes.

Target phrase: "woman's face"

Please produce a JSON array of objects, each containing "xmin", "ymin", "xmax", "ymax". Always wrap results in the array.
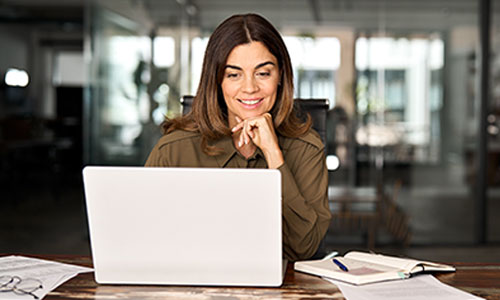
[{"xmin": 221, "ymin": 41, "xmax": 280, "ymax": 125}]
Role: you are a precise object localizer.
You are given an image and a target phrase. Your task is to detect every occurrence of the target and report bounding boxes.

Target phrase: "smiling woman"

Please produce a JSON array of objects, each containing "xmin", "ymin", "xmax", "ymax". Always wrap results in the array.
[
  {"xmin": 222, "ymin": 42, "xmax": 279, "ymax": 123},
  {"xmin": 145, "ymin": 13, "xmax": 331, "ymax": 261}
]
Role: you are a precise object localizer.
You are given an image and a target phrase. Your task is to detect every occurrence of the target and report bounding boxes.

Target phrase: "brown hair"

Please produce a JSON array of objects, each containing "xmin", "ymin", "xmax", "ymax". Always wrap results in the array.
[{"xmin": 162, "ymin": 13, "xmax": 311, "ymax": 155}]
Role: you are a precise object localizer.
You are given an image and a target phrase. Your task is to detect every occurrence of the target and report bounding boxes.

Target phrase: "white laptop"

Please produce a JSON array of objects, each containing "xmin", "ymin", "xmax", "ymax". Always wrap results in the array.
[{"xmin": 82, "ymin": 166, "xmax": 283, "ymax": 287}]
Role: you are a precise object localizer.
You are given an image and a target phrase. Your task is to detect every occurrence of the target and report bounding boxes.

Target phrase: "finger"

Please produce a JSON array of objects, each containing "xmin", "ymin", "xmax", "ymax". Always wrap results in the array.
[
  {"xmin": 244, "ymin": 131, "xmax": 250, "ymax": 145},
  {"xmin": 239, "ymin": 124, "xmax": 248, "ymax": 146},
  {"xmin": 244, "ymin": 126, "xmax": 250, "ymax": 144},
  {"xmin": 238, "ymin": 131, "xmax": 244, "ymax": 147},
  {"xmin": 243, "ymin": 121, "xmax": 252, "ymax": 144},
  {"xmin": 231, "ymin": 122, "xmax": 243, "ymax": 132},
  {"xmin": 247, "ymin": 121, "xmax": 256, "ymax": 139},
  {"xmin": 232, "ymin": 116, "xmax": 246, "ymax": 132}
]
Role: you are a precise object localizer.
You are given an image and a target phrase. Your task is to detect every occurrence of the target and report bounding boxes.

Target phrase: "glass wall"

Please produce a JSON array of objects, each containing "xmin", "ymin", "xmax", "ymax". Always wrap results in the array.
[
  {"xmin": 285, "ymin": 36, "xmax": 340, "ymax": 107},
  {"xmin": 85, "ymin": 0, "xmax": 498, "ymax": 245},
  {"xmin": 85, "ymin": 1, "xmax": 156, "ymax": 165},
  {"xmin": 355, "ymin": 36, "xmax": 444, "ymax": 171}
]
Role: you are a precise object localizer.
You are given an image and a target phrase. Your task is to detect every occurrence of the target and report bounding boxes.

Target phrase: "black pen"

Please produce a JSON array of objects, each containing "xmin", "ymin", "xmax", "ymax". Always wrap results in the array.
[{"xmin": 333, "ymin": 258, "xmax": 349, "ymax": 272}]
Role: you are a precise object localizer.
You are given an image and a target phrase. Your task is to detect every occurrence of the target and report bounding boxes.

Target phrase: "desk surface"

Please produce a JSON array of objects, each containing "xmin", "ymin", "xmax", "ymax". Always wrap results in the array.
[{"xmin": 27, "ymin": 255, "xmax": 500, "ymax": 300}]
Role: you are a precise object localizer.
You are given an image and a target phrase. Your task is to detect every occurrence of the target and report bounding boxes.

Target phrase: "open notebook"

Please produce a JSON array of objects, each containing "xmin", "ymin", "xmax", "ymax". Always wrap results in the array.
[
  {"xmin": 83, "ymin": 166, "xmax": 284, "ymax": 287},
  {"xmin": 295, "ymin": 251, "xmax": 455, "ymax": 285}
]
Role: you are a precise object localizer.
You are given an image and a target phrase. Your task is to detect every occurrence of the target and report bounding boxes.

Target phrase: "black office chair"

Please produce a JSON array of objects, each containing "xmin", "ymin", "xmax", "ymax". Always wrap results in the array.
[
  {"xmin": 293, "ymin": 98, "xmax": 329, "ymax": 149},
  {"xmin": 180, "ymin": 95, "xmax": 329, "ymax": 148}
]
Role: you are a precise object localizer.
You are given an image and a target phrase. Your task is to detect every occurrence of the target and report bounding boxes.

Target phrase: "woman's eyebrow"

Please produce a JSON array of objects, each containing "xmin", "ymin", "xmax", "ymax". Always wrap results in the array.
[
  {"xmin": 224, "ymin": 64, "xmax": 242, "ymax": 70},
  {"xmin": 224, "ymin": 61, "xmax": 276, "ymax": 71},
  {"xmin": 255, "ymin": 61, "xmax": 276, "ymax": 69}
]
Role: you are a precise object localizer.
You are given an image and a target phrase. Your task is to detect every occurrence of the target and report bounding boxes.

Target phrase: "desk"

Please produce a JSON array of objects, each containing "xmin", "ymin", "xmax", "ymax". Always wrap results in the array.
[{"xmin": 22, "ymin": 255, "xmax": 500, "ymax": 300}]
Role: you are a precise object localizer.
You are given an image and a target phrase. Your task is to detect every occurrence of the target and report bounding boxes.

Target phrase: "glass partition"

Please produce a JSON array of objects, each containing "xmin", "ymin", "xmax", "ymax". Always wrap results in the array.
[
  {"xmin": 284, "ymin": 36, "xmax": 340, "ymax": 108},
  {"xmin": 85, "ymin": 1, "xmax": 156, "ymax": 165},
  {"xmin": 355, "ymin": 36, "xmax": 444, "ymax": 175}
]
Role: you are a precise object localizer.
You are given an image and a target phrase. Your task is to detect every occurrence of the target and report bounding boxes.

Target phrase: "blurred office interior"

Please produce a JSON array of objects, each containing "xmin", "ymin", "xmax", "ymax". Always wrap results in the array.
[{"xmin": 1, "ymin": 0, "xmax": 500, "ymax": 262}]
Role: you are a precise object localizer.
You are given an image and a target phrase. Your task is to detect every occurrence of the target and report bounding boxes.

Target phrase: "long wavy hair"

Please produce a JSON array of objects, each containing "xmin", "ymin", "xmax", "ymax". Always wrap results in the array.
[{"xmin": 161, "ymin": 13, "xmax": 311, "ymax": 155}]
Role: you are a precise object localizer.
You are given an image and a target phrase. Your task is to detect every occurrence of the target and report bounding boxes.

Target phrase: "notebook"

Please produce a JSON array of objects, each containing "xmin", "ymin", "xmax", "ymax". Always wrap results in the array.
[
  {"xmin": 82, "ymin": 166, "xmax": 283, "ymax": 287},
  {"xmin": 295, "ymin": 251, "xmax": 455, "ymax": 285}
]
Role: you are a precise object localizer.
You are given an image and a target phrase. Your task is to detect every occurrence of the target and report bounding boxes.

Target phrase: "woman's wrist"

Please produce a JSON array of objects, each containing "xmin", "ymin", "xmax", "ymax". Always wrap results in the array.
[{"xmin": 263, "ymin": 147, "xmax": 284, "ymax": 169}]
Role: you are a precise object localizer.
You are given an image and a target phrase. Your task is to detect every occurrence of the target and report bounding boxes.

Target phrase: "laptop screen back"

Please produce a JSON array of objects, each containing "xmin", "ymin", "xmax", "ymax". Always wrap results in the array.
[{"xmin": 83, "ymin": 166, "xmax": 283, "ymax": 286}]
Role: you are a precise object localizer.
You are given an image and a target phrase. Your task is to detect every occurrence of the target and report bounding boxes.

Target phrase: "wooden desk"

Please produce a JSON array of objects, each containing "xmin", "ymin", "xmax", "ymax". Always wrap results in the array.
[{"xmin": 27, "ymin": 256, "xmax": 500, "ymax": 299}]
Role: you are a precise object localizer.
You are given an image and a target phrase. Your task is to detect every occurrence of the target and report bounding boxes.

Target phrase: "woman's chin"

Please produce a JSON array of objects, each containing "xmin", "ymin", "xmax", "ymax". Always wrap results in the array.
[{"xmin": 237, "ymin": 110, "xmax": 270, "ymax": 120}]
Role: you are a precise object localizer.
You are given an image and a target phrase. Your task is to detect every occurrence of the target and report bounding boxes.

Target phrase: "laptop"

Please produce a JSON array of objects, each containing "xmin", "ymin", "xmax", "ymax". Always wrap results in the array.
[{"xmin": 82, "ymin": 166, "xmax": 283, "ymax": 287}]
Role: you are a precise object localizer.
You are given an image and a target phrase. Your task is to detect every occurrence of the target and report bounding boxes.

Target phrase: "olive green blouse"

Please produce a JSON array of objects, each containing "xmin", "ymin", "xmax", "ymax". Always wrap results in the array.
[{"xmin": 144, "ymin": 129, "xmax": 331, "ymax": 261}]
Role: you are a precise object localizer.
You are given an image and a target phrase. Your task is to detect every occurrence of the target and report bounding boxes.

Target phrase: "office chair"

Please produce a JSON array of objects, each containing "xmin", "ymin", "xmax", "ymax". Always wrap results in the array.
[
  {"xmin": 293, "ymin": 98, "xmax": 329, "ymax": 149},
  {"xmin": 180, "ymin": 96, "xmax": 329, "ymax": 148}
]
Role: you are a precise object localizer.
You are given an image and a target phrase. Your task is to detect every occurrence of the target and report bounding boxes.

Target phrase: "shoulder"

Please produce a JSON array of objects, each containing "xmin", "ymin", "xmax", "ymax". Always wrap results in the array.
[
  {"xmin": 279, "ymin": 128, "xmax": 324, "ymax": 152},
  {"xmin": 155, "ymin": 129, "xmax": 201, "ymax": 149},
  {"xmin": 145, "ymin": 129, "xmax": 202, "ymax": 167}
]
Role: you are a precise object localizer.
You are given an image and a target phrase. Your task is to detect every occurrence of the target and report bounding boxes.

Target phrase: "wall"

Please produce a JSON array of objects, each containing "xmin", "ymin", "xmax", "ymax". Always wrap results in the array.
[{"xmin": 0, "ymin": 26, "xmax": 29, "ymax": 72}]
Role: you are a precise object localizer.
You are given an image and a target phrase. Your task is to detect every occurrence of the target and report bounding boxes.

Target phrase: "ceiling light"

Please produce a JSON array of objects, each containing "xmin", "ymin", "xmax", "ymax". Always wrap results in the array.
[
  {"xmin": 5, "ymin": 68, "xmax": 29, "ymax": 87},
  {"xmin": 326, "ymin": 155, "xmax": 340, "ymax": 171}
]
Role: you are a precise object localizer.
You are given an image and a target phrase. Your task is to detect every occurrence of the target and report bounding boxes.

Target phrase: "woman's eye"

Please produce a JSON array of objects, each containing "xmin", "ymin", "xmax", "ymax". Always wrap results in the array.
[
  {"xmin": 257, "ymin": 72, "xmax": 271, "ymax": 77},
  {"xmin": 226, "ymin": 73, "xmax": 240, "ymax": 79}
]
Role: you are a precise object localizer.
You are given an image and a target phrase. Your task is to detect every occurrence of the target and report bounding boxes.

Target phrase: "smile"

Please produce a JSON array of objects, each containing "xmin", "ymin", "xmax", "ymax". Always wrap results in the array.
[{"xmin": 238, "ymin": 98, "xmax": 262, "ymax": 105}]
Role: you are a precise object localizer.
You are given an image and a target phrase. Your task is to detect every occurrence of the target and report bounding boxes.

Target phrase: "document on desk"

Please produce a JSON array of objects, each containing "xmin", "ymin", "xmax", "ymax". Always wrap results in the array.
[
  {"xmin": 0, "ymin": 255, "xmax": 93, "ymax": 299},
  {"xmin": 328, "ymin": 274, "xmax": 484, "ymax": 300}
]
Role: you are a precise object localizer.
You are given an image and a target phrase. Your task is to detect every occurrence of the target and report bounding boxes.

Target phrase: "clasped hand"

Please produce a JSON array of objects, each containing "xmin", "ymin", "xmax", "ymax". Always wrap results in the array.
[{"xmin": 231, "ymin": 113, "xmax": 284, "ymax": 169}]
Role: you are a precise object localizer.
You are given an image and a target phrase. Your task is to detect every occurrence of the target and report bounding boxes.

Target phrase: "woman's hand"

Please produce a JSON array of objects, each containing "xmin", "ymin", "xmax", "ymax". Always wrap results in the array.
[{"xmin": 232, "ymin": 113, "xmax": 284, "ymax": 169}]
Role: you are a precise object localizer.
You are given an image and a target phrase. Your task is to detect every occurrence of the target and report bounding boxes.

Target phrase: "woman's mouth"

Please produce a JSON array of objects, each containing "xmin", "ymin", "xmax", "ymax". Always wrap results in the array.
[{"xmin": 238, "ymin": 98, "xmax": 262, "ymax": 105}]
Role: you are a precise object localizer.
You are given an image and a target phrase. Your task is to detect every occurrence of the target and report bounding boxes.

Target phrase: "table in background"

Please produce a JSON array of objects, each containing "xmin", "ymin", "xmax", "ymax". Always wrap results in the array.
[
  {"xmin": 21, "ymin": 255, "xmax": 500, "ymax": 300},
  {"xmin": 328, "ymin": 186, "xmax": 380, "ymax": 248},
  {"xmin": 328, "ymin": 184, "xmax": 411, "ymax": 248}
]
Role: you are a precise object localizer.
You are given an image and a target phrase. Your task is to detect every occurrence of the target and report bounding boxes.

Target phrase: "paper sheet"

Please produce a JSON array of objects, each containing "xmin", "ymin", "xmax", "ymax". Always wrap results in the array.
[
  {"xmin": 0, "ymin": 255, "xmax": 93, "ymax": 299},
  {"xmin": 327, "ymin": 274, "xmax": 484, "ymax": 300}
]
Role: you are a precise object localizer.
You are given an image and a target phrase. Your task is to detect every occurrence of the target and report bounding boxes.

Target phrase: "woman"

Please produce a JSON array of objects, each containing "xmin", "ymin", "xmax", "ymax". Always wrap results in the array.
[{"xmin": 145, "ymin": 13, "xmax": 331, "ymax": 261}]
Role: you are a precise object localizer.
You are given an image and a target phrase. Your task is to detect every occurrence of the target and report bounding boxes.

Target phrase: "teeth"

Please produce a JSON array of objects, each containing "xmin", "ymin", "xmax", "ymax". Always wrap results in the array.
[{"xmin": 240, "ymin": 99, "xmax": 261, "ymax": 105}]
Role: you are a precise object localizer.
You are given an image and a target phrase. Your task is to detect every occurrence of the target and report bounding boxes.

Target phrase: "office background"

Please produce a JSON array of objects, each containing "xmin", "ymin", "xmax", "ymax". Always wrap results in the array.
[{"xmin": 1, "ymin": 0, "xmax": 499, "ymax": 262}]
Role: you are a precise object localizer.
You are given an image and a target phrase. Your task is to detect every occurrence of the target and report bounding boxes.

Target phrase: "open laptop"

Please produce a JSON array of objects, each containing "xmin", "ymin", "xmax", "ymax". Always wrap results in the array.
[{"xmin": 82, "ymin": 166, "xmax": 284, "ymax": 287}]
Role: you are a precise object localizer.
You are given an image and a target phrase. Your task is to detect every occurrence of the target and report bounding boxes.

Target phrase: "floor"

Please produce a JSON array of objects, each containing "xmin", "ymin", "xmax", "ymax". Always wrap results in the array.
[{"xmin": 1, "ymin": 167, "xmax": 500, "ymax": 264}]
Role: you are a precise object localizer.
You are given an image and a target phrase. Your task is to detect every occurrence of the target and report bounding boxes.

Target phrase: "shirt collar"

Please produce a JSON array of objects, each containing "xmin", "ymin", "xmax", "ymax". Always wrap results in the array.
[{"xmin": 212, "ymin": 135, "xmax": 265, "ymax": 167}]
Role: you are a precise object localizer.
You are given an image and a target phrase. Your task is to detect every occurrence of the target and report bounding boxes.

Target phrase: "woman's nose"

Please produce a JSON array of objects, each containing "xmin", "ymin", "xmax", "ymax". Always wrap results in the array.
[{"xmin": 241, "ymin": 76, "xmax": 259, "ymax": 93}]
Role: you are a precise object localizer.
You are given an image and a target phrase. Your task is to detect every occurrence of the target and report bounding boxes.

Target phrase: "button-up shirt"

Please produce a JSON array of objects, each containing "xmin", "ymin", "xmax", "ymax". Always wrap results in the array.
[{"xmin": 145, "ymin": 129, "xmax": 331, "ymax": 261}]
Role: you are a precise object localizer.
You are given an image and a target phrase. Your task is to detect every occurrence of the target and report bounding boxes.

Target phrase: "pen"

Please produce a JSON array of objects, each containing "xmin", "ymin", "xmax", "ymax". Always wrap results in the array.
[
  {"xmin": 322, "ymin": 251, "xmax": 339, "ymax": 260},
  {"xmin": 333, "ymin": 258, "xmax": 349, "ymax": 272}
]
